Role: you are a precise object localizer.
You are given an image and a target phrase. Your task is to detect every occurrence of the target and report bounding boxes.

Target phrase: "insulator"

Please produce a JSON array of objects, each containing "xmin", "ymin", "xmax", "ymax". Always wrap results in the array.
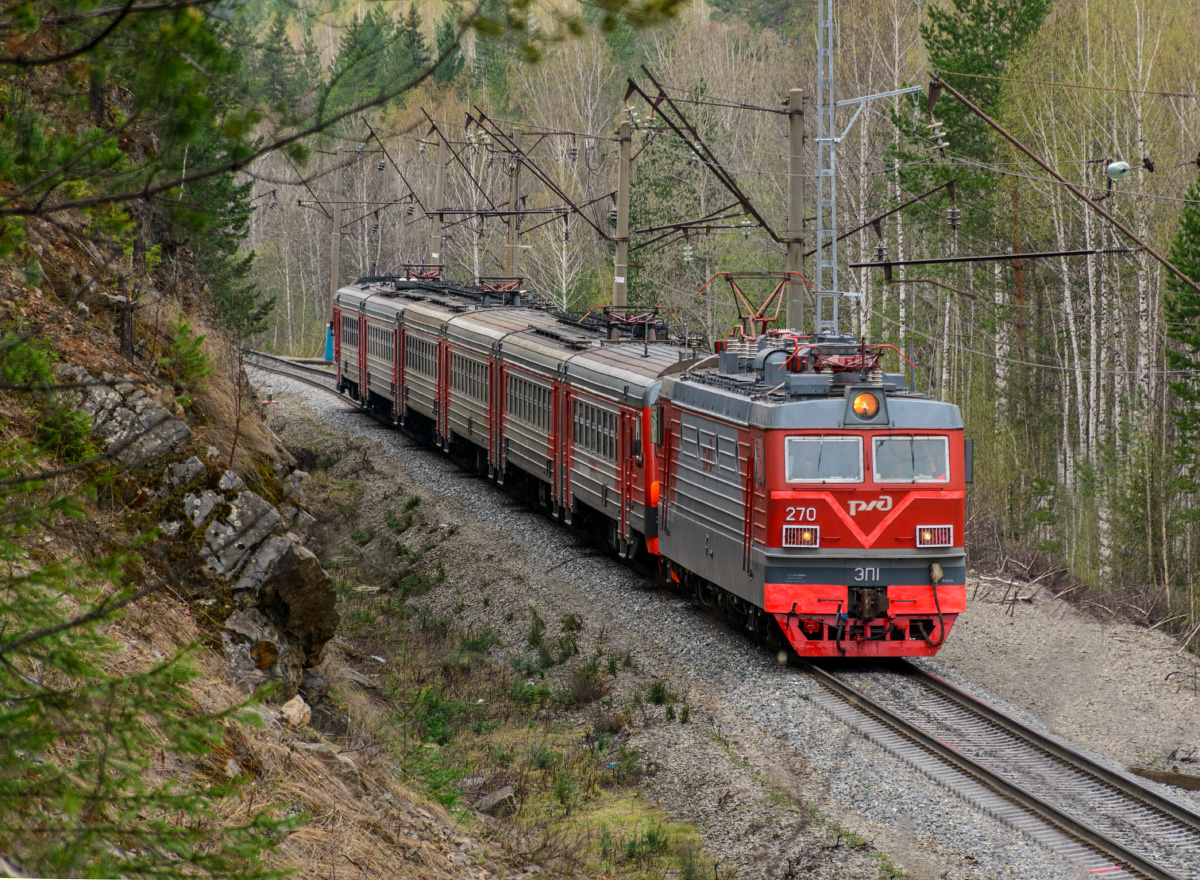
[
  {"xmin": 371, "ymin": 223, "xmax": 379, "ymax": 233},
  {"xmin": 357, "ymin": 142, "xmax": 366, "ymax": 153},
  {"xmin": 563, "ymin": 230, "xmax": 570, "ymax": 242},
  {"xmin": 507, "ymin": 161, "xmax": 517, "ymax": 175},
  {"xmin": 377, "ymin": 160, "xmax": 386, "ymax": 171},
  {"xmin": 609, "ymin": 207, "xmax": 618, "ymax": 225},
  {"xmin": 948, "ymin": 207, "xmax": 961, "ymax": 229},
  {"xmin": 570, "ymin": 146, "xmax": 579, "ymax": 160},
  {"xmin": 406, "ymin": 205, "xmax": 414, "ymax": 217},
  {"xmin": 741, "ymin": 217, "xmax": 753, "ymax": 238},
  {"xmin": 682, "ymin": 244, "xmax": 695, "ymax": 263},
  {"xmin": 873, "ymin": 242, "xmax": 887, "ymax": 262},
  {"xmin": 487, "ymin": 156, "xmax": 494, "ymax": 168},
  {"xmin": 419, "ymin": 142, "xmax": 426, "ymax": 154}
]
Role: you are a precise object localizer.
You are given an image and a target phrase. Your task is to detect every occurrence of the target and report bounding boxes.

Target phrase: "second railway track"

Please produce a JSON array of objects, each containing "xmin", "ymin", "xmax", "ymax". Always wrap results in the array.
[
  {"xmin": 247, "ymin": 350, "xmax": 1200, "ymax": 880},
  {"xmin": 807, "ymin": 659, "xmax": 1200, "ymax": 880}
]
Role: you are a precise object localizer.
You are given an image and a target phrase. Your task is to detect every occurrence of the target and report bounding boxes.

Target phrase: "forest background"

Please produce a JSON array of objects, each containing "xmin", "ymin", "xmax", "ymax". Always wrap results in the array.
[{"xmin": 234, "ymin": 0, "xmax": 1200, "ymax": 647}]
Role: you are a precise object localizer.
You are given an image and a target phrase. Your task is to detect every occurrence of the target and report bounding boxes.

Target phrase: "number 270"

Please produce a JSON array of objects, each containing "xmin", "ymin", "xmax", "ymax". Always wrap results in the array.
[{"xmin": 785, "ymin": 506, "xmax": 817, "ymax": 522}]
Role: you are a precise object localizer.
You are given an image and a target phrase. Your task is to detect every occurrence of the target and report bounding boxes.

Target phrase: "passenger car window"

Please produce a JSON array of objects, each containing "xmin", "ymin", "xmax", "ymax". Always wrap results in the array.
[
  {"xmin": 873, "ymin": 436, "xmax": 949, "ymax": 483},
  {"xmin": 785, "ymin": 437, "xmax": 863, "ymax": 483}
]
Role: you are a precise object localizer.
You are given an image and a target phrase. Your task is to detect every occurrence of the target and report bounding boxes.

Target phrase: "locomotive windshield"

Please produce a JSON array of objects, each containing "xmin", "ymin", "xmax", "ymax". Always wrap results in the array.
[
  {"xmin": 873, "ymin": 436, "xmax": 950, "ymax": 483},
  {"xmin": 785, "ymin": 437, "xmax": 863, "ymax": 483}
]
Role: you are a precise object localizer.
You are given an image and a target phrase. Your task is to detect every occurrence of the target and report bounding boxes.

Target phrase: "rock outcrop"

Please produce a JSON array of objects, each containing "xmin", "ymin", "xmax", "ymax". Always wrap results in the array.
[
  {"xmin": 60, "ymin": 365, "xmax": 190, "ymax": 466},
  {"xmin": 64, "ymin": 364, "xmax": 338, "ymax": 703}
]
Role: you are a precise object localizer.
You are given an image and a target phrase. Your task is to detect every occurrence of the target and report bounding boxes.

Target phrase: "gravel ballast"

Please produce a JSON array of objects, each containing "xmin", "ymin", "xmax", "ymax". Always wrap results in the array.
[{"xmin": 252, "ymin": 370, "xmax": 1200, "ymax": 879}]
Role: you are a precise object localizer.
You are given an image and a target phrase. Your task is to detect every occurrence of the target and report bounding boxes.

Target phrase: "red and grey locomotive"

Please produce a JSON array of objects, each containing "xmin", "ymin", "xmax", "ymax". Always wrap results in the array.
[{"xmin": 332, "ymin": 276, "xmax": 968, "ymax": 659}]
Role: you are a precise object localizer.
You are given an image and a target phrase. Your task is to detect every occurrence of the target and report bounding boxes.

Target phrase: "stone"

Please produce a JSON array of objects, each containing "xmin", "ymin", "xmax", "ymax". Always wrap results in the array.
[
  {"xmin": 294, "ymin": 741, "xmax": 360, "ymax": 781},
  {"xmin": 183, "ymin": 490, "xmax": 222, "ymax": 527},
  {"xmin": 241, "ymin": 707, "xmax": 280, "ymax": 728},
  {"xmin": 61, "ymin": 365, "xmax": 190, "ymax": 467},
  {"xmin": 283, "ymin": 471, "xmax": 309, "ymax": 503},
  {"xmin": 280, "ymin": 695, "xmax": 311, "ymax": 728},
  {"xmin": 164, "ymin": 456, "xmax": 206, "ymax": 488},
  {"xmin": 474, "ymin": 785, "xmax": 517, "ymax": 817},
  {"xmin": 222, "ymin": 609, "xmax": 303, "ymax": 698},
  {"xmin": 224, "ymin": 757, "xmax": 242, "ymax": 779},
  {"xmin": 228, "ymin": 534, "xmax": 337, "ymax": 669},
  {"xmin": 335, "ymin": 667, "xmax": 378, "ymax": 689},
  {"xmin": 300, "ymin": 669, "xmax": 331, "ymax": 700},
  {"xmin": 257, "ymin": 542, "xmax": 337, "ymax": 666},
  {"xmin": 202, "ymin": 491, "xmax": 281, "ymax": 576},
  {"xmin": 294, "ymin": 510, "xmax": 317, "ymax": 537},
  {"xmin": 218, "ymin": 469, "xmax": 245, "ymax": 491},
  {"xmin": 157, "ymin": 520, "xmax": 181, "ymax": 538}
]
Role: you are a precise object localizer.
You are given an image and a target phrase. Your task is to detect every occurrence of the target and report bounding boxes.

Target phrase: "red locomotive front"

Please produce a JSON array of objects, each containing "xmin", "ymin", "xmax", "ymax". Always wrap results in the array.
[
  {"xmin": 760, "ymin": 405, "xmax": 967, "ymax": 657},
  {"xmin": 656, "ymin": 336, "xmax": 969, "ymax": 659}
]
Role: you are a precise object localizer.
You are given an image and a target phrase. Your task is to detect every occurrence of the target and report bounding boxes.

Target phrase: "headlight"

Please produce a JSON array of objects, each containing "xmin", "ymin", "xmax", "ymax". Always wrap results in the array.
[
  {"xmin": 783, "ymin": 526, "xmax": 820, "ymax": 548},
  {"xmin": 917, "ymin": 526, "xmax": 953, "ymax": 547},
  {"xmin": 852, "ymin": 392, "xmax": 879, "ymax": 418}
]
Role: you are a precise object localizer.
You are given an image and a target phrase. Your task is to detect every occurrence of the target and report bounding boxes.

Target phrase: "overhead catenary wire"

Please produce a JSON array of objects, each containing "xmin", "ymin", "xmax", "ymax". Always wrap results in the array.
[
  {"xmin": 948, "ymin": 155, "xmax": 1200, "ymax": 206},
  {"xmin": 941, "ymin": 70, "xmax": 1200, "ymax": 101}
]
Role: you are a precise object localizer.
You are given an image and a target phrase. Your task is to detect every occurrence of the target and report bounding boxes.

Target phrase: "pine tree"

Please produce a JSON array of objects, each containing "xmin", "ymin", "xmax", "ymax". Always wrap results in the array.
[
  {"xmin": 433, "ymin": 8, "xmax": 465, "ymax": 83},
  {"xmin": 257, "ymin": 12, "xmax": 303, "ymax": 112},
  {"xmin": 396, "ymin": 2, "xmax": 430, "ymax": 81},
  {"xmin": 917, "ymin": 0, "xmax": 1051, "ymax": 169},
  {"xmin": 1165, "ymin": 171, "xmax": 1200, "ymax": 492}
]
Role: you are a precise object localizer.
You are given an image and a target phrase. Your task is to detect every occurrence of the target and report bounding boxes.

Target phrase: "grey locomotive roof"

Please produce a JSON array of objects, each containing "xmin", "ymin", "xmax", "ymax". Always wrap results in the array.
[{"xmin": 663, "ymin": 374, "xmax": 963, "ymax": 430}]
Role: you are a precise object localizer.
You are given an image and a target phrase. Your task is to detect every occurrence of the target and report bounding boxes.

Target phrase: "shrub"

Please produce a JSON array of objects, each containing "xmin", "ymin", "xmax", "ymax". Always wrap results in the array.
[
  {"xmin": 526, "ymin": 606, "xmax": 546, "ymax": 649},
  {"xmin": 565, "ymin": 665, "xmax": 610, "ymax": 706},
  {"xmin": 646, "ymin": 678, "xmax": 676, "ymax": 706},
  {"xmin": 554, "ymin": 632, "xmax": 579, "ymax": 663},
  {"xmin": 528, "ymin": 743, "xmax": 562, "ymax": 770},
  {"xmin": 160, "ymin": 317, "xmax": 213, "ymax": 393},
  {"xmin": 560, "ymin": 612, "xmax": 583, "ymax": 632},
  {"xmin": 553, "ymin": 769, "xmax": 577, "ymax": 808},
  {"xmin": 37, "ymin": 404, "xmax": 94, "ymax": 463},
  {"xmin": 448, "ymin": 628, "xmax": 500, "ymax": 668}
]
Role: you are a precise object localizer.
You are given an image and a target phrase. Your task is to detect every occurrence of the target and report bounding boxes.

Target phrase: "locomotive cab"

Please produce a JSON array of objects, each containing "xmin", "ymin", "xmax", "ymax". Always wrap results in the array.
[{"xmin": 657, "ymin": 332, "xmax": 967, "ymax": 659}]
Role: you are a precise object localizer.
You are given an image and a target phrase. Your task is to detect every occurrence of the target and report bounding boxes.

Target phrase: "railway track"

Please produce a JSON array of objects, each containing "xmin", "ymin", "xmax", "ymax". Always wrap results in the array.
[
  {"xmin": 805, "ymin": 659, "xmax": 1200, "ymax": 880},
  {"xmin": 247, "ymin": 350, "xmax": 1200, "ymax": 880},
  {"xmin": 246, "ymin": 350, "xmax": 339, "ymax": 395}
]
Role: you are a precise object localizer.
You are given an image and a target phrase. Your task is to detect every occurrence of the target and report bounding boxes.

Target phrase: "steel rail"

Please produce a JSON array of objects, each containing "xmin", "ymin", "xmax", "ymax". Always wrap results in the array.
[
  {"xmin": 245, "ymin": 351, "xmax": 339, "ymax": 395},
  {"xmin": 798, "ymin": 658, "xmax": 1184, "ymax": 880},
  {"xmin": 902, "ymin": 662, "xmax": 1200, "ymax": 836}
]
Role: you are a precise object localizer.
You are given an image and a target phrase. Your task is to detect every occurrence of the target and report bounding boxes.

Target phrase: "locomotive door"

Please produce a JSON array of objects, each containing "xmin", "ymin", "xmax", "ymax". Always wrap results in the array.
[
  {"xmin": 392, "ymin": 317, "xmax": 402, "ymax": 421},
  {"xmin": 358, "ymin": 304, "xmax": 369, "ymax": 400},
  {"xmin": 619, "ymin": 410, "xmax": 631, "ymax": 541},
  {"xmin": 562, "ymin": 393, "xmax": 574, "ymax": 512}
]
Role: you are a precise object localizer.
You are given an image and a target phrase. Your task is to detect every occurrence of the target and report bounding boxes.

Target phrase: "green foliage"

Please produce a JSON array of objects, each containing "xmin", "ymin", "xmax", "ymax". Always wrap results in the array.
[
  {"xmin": 448, "ymin": 628, "xmax": 501, "ymax": 667},
  {"xmin": 37, "ymin": 404, "xmax": 96, "ymax": 463},
  {"xmin": 434, "ymin": 8, "xmax": 466, "ymax": 83},
  {"xmin": 412, "ymin": 687, "xmax": 468, "ymax": 745},
  {"xmin": 0, "ymin": 437, "xmax": 291, "ymax": 877},
  {"xmin": 622, "ymin": 823, "xmax": 668, "ymax": 861},
  {"xmin": 553, "ymin": 769, "xmax": 577, "ymax": 807},
  {"xmin": 0, "ymin": 332, "xmax": 54, "ymax": 388},
  {"xmin": 526, "ymin": 605, "xmax": 547, "ymax": 649},
  {"xmin": 645, "ymin": 678, "xmax": 676, "ymax": 706},
  {"xmin": 160, "ymin": 317, "xmax": 214, "ymax": 391},
  {"xmin": 1165, "ymin": 171, "xmax": 1200, "ymax": 494}
]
